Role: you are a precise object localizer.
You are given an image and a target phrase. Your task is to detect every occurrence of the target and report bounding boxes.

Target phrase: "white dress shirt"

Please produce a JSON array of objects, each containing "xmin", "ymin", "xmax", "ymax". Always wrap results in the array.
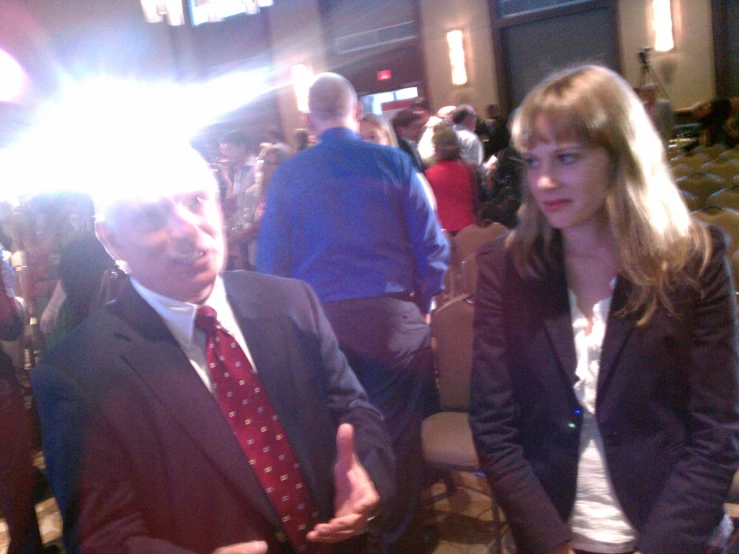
[
  {"xmin": 568, "ymin": 279, "xmax": 638, "ymax": 553},
  {"xmin": 132, "ymin": 276, "xmax": 257, "ymax": 393}
]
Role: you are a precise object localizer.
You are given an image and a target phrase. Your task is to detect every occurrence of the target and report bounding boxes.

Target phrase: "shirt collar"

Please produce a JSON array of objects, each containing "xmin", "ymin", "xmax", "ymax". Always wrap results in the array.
[
  {"xmin": 318, "ymin": 127, "xmax": 359, "ymax": 142},
  {"xmin": 131, "ymin": 276, "xmax": 232, "ymax": 349}
]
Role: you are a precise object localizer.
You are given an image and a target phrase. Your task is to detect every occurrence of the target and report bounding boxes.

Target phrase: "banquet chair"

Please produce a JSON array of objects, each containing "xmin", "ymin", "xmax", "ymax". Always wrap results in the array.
[
  {"xmin": 455, "ymin": 222, "xmax": 507, "ymax": 266},
  {"xmin": 706, "ymin": 186, "xmax": 739, "ymax": 211},
  {"xmin": 692, "ymin": 144, "xmax": 726, "ymax": 159},
  {"xmin": 677, "ymin": 173, "xmax": 728, "ymax": 208},
  {"xmin": 719, "ymin": 147, "xmax": 739, "ymax": 161},
  {"xmin": 671, "ymin": 152, "xmax": 711, "ymax": 171},
  {"xmin": 700, "ymin": 159, "xmax": 739, "ymax": 186},
  {"xmin": 670, "ymin": 163, "xmax": 694, "ymax": 180},
  {"xmin": 692, "ymin": 206, "xmax": 739, "ymax": 257},
  {"xmin": 680, "ymin": 189, "xmax": 701, "ymax": 212},
  {"xmin": 461, "ymin": 253, "xmax": 479, "ymax": 296},
  {"xmin": 423, "ymin": 296, "xmax": 504, "ymax": 553}
]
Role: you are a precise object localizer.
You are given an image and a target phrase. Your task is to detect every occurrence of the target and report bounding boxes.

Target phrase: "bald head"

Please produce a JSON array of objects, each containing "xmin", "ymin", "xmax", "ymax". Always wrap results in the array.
[{"xmin": 307, "ymin": 73, "xmax": 360, "ymax": 135}]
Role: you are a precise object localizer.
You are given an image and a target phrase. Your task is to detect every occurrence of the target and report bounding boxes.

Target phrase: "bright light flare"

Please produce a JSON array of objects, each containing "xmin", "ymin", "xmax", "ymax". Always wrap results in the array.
[
  {"xmin": 447, "ymin": 30, "xmax": 468, "ymax": 86},
  {"xmin": 292, "ymin": 64, "xmax": 311, "ymax": 113},
  {"xmin": 0, "ymin": 68, "xmax": 272, "ymax": 204},
  {"xmin": 0, "ymin": 49, "xmax": 30, "ymax": 102},
  {"xmin": 653, "ymin": 0, "xmax": 674, "ymax": 52}
]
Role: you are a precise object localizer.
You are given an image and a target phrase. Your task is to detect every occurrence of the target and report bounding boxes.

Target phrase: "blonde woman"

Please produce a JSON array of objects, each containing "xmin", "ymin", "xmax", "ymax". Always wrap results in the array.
[
  {"xmin": 359, "ymin": 113, "xmax": 398, "ymax": 147},
  {"xmin": 470, "ymin": 65, "xmax": 739, "ymax": 554}
]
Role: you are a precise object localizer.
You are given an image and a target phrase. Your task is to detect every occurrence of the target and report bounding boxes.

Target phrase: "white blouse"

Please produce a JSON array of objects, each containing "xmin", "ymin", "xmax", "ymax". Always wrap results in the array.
[{"xmin": 567, "ymin": 281, "xmax": 639, "ymax": 554}]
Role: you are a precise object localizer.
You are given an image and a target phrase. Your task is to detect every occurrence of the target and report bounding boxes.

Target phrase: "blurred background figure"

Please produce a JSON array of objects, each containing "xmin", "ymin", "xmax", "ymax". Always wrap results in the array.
[
  {"xmin": 0, "ymin": 244, "xmax": 44, "ymax": 554},
  {"xmin": 451, "ymin": 105, "xmax": 484, "ymax": 167},
  {"xmin": 425, "ymin": 124, "xmax": 478, "ymax": 235},
  {"xmin": 228, "ymin": 142, "xmax": 292, "ymax": 270},
  {"xmin": 359, "ymin": 113, "xmax": 398, "ymax": 147},
  {"xmin": 392, "ymin": 109, "xmax": 425, "ymax": 172},
  {"xmin": 640, "ymin": 83, "xmax": 674, "ymax": 146},
  {"xmin": 293, "ymin": 128, "xmax": 313, "ymax": 152}
]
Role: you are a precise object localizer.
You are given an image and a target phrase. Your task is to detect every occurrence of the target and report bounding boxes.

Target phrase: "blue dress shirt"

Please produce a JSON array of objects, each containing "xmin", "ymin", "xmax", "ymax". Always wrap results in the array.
[{"xmin": 256, "ymin": 127, "xmax": 449, "ymax": 313}]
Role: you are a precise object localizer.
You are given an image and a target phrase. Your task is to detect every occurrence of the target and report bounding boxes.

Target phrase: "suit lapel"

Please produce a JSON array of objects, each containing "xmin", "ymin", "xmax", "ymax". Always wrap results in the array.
[
  {"xmin": 110, "ymin": 282, "xmax": 282, "ymax": 529},
  {"xmin": 598, "ymin": 276, "xmax": 639, "ymax": 392},
  {"xmin": 538, "ymin": 265, "xmax": 579, "ymax": 385}
]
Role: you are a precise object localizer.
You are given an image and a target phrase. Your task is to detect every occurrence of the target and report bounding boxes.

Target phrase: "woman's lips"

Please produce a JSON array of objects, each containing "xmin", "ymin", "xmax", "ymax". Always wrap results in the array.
[{"xmin": 542, "ymin": 199, "xmax": 570, "ymax": 211}]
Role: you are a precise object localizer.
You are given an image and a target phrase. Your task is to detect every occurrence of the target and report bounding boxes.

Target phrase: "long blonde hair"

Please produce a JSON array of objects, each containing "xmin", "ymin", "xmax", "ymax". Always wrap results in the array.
[{"xmin": 509, "ymin": 65, "xmax": 709, "ymax": 323}]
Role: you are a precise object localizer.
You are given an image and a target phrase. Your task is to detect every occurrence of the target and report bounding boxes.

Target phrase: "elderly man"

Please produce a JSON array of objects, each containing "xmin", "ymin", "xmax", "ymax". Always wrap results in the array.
[
  {"xmin": 452, "ymin": 104, "xmax": 484, "ymax": 166},
  {"xmin": 32, "ymin": 139, "xmax": 394, "ymax": 554},
  {"xmin": 257, "ymin": 73, "xmax": 449, "ymax": 554}
]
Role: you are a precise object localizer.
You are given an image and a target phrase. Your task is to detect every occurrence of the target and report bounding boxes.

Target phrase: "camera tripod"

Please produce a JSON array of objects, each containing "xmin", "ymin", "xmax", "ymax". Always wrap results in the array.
[{"xmin": 636, "ymin": 57, "xmax": 671, "ymax": 103}]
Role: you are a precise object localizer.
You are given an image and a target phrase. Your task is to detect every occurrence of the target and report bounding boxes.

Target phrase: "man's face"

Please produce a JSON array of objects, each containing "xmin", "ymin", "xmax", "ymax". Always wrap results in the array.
[
  {"xmin": 98, "ymin": 185, "xmax": 226, "ymax": 304},
  {"xmin": 219, "ymin": 142, "xmax": 249, "ymax": 165},
  {"xmin": 398, "ymin": 119, "xmax": 424, "ymax": 142},
  {"xmin": 413, "ymin": 107, "xmax": 430, "ymax": 125}
]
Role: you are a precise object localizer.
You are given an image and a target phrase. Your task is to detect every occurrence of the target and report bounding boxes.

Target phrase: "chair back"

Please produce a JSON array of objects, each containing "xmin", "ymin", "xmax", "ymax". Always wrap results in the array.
[
  {"xmin": 680, "ymin": 189, "xmax": 701, "ymax": 212},
  {"xmin": 670, "ymin": 163, "xmax": 694, "ymax": 180},
  {"xmin": 719, "ymin": 147, "xmax": 739, "ymax": 161},
  {"xmin": 431, "ymin": 296, "xmax": 475, "ymax": 412},
  {"xmin": 692, "ymin": 144, "xmax": 727, "ymax": 159},
  {"xmin": 700, "ymin": 159, "xmax": 739, "ymax": 186},
  {"xmin": 461, "ymin": 253, "xmax": 479, "ymax": 296},
  {"xmin": 692, "ymin": 206, "xmax": 739, "ymax": 257},
  {"xmin": 671, "ymin": 152, "xmax": 711, "ymax": 170},
  {"xmin": 678, "ymin": 172, "xmax": 728, "ymax": 208},
  {"xmin": 455, "ymin": 222, "xmax": 507, "ymax": 264},
  {"xmin": 706, "ymin": 185, "xmax": 739, "ymax": 211}
]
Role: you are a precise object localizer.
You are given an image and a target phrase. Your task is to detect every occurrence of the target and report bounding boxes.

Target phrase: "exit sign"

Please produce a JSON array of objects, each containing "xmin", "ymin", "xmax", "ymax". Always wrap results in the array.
[{"xmin": 377, "ymin": 70, "xmax": 392, "ymax": 81}]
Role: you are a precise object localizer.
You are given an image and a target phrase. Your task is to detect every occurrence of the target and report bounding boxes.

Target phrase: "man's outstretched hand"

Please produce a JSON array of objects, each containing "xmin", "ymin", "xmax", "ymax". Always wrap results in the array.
[{"xmin": 307, "ymin": 423, "xmax": 380, "ymax": 544}]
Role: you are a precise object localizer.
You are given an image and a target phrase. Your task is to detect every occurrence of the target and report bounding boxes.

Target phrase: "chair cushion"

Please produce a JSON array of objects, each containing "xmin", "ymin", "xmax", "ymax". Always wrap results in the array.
[{"xmin": 422, "ymin": 412, "xmax": 480, "ymax": 470}]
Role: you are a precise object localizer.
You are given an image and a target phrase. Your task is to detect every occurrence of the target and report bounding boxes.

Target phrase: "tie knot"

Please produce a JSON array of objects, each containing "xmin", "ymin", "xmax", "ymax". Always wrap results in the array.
[{"xmin": 195, "ymin": 305, "xmax": 219, "ymax": 335}]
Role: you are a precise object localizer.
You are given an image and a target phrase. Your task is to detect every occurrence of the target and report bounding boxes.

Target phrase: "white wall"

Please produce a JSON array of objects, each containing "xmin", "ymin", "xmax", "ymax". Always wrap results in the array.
[
  {"xmin": 418, "ymin": 0, "xmax": 498, "ymax": 115},
  {"xmin": 618, "ymin": 0, "xmax": 715, "ymax": 109}
]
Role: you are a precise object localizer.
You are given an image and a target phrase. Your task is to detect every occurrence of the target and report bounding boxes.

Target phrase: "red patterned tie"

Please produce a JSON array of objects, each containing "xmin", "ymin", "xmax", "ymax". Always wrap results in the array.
[{"xmin": 195, "ymin": 306, "xmax": 320, "ymax": 553}]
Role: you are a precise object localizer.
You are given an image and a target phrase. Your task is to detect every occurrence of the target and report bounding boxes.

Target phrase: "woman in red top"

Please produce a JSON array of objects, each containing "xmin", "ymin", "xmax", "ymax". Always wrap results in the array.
[{"xmin": 425, "ymin": 124, "xmax": 477, "ymax": 234}]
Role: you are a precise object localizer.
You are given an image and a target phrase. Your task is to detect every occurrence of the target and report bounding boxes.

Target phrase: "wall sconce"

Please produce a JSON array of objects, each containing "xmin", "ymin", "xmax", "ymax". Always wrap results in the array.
[
  {"xmin": 653, "ymin": 0, "xmax": 674, "ymax": 52},
  {"xmin": 292, "ymin": 64, "xmax": 312, "ymax": 113},
  {"xmin": 140, "ymin": 0, "xmax": 185, "ymax": 25},
  {"xmin": 446, "ymin": 30, "xmax": 468, "ymax": 86}
]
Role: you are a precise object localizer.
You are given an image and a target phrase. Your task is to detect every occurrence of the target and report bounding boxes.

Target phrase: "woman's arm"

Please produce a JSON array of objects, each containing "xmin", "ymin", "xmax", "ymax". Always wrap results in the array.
[
  {"xmin": 637, "ymin": 228, "xmax": 739, "ymax": 553},
  {"xmin": 469, "ymin": 239, "xmax": 571, "ymax": 553}
]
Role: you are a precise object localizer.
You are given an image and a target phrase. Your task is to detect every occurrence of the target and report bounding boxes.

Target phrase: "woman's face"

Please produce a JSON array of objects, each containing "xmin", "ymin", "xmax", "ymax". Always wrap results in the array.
[
  {"xmin": 522, "ymin": 117, "xmax": 612, "ymax": 233},
  {"xmin": 359, "ymin": 121, "xmax": 390, "ymax": 146}
]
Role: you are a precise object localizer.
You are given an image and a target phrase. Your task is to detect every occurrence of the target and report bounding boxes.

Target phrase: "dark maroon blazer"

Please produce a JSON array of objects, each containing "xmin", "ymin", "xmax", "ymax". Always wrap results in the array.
[
  {"xmin": 33, "ymin": 271, "xmax": 394, "ymax": 554},
  {"xmin": 470, "ymin": 226, "xmax": 739, "ymax": 554}
]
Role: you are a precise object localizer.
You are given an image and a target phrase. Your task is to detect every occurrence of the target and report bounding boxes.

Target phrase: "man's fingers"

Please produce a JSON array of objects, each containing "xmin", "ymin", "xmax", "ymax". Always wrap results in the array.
[
  {"xmin": 212, "ymin": 540, "xmax": 268, "ymax": 554},
  {"xmin": 335, "ymin": 423, "xmax": 355, "ymax": 467},
  {"xmin": 306, "ymin": 513, "xmax": 367, "ymax": 543}
]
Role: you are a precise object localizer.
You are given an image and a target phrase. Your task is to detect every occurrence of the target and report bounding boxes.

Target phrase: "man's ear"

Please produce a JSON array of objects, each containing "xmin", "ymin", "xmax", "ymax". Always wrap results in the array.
[{"xmin": 353, "ymin": 101, "xmax": 363, "ymax": 122}]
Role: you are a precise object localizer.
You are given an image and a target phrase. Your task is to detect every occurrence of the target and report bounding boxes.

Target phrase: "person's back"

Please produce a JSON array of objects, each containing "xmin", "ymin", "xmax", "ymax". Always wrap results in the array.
[
  {"xmin": 257, "ymin": 72, "xmax": 449, "ymax": 554},
  {"xmin": 258, "ymin": 127, "xmax": 446, "ymax": 310}
]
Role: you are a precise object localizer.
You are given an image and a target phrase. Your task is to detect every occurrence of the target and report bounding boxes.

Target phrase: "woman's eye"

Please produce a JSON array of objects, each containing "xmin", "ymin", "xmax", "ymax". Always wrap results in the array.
[
  {"xmin": 522, "ymin": 157, "xmax": 539, "ymax": 169},
  {"xmin": 558, "ymin": 153, "xmax": 577, "ymax": 164}
]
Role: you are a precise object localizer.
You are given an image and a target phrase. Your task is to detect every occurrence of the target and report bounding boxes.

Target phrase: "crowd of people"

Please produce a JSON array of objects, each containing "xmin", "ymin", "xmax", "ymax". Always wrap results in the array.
[{"xmin": 1, "ymin": 64, "xmax": 739, "ymax": 554}]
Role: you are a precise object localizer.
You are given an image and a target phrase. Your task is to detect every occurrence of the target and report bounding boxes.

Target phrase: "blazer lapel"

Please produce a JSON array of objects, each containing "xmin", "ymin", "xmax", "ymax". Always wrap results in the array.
[
  {"xmin": 598, "ymin": 276, "xmax": 639, "ymax": 392},
  {"xmin": 539, "ymin": 266, "xmax": 578, "ymax": 384},
  {"xmin": 110, "ymin": 282, "xmax": 282, "ymax": 529}
]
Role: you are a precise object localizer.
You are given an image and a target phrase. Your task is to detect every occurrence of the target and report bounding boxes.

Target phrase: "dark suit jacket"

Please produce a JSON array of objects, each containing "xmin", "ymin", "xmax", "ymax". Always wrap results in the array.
[
  {"xmin": 469, "ymin": 227, "xmax": 739, "ymax": 554},
  {"xmin": 32, "ymin": 271, "xmax": 394, "ymax": 554}
]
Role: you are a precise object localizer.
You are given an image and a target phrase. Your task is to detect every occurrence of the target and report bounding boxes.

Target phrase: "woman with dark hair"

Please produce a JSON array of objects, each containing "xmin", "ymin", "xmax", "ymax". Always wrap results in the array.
[{"xmin": 470, "ymin": 65, "xmax": 739, "ymax": 554}]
